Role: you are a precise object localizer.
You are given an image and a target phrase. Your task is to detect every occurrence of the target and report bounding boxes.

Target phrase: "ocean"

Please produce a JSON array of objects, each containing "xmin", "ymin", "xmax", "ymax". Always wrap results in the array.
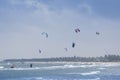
[{"xmin": 0, "ymin": 62, "xmax": 120, "ymax": 80}]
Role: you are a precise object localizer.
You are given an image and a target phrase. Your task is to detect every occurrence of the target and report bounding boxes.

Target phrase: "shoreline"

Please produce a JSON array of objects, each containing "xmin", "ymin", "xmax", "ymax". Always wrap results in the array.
[{"xmin": 19, "ymin": 61, "xmax": 120, "ymax": 64}]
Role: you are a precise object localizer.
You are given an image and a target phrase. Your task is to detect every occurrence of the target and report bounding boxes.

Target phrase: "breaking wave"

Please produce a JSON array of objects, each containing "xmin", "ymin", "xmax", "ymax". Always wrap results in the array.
[
  {"xmin": 80, "ymin": 71, "xmax": 100, "ymax": 76},
  {"xmin": 98, "ymin": 67, "xmax": 106, "ymax": 70},
  {"xmin": 67, "ymin": 71, "xmax": 100, "ymax": 76},
  {"xmin": 0, "ymin": 66, "xmax": 4, "ymax": 69},
  {"xmin": 4, "ymin": 77, "xmax": 100, "ymax": 80},
  {"xmin": 0, "ymin": 64, "xmax": 97, "ymax": 70},
  {"xmin": 0, "ymin": 62, "xmax": 120, "ymax": 71}
]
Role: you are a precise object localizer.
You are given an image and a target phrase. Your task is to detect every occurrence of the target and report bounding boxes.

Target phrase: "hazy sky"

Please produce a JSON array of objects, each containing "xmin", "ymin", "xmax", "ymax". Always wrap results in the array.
[{"xmin": 0, "ymin": 0, "xmax": 120, "ymax": 60}]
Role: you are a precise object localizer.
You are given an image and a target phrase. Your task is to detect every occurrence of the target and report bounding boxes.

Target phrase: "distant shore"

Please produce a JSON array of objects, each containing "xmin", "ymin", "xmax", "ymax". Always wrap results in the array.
[{"xmin": 3, "ymin": 54, "xmax": 120, "ymax": 62}]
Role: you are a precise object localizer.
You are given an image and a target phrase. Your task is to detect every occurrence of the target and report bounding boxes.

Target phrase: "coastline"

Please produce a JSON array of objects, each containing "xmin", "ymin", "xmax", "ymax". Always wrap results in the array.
[{"xmin": 22, "ymin": 61, "xmax": 120, "ymax": 64}]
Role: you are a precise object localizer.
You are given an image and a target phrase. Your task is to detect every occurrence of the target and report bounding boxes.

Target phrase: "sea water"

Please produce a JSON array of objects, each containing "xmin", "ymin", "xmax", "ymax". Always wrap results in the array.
[{"xmin": 0, "ymin": 62, "xmax": 120, "ymax": 80}]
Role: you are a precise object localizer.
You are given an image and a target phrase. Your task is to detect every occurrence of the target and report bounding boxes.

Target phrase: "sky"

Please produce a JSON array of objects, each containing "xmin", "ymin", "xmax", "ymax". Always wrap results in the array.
[{"xmin": 0, "ymin": 0, "xmax": 120, "ymax": 60}]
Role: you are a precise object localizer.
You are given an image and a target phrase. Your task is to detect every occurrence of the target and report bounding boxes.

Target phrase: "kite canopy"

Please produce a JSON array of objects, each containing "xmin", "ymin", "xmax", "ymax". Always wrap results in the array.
[
  {"xmin": 41, "ymin": 32, "xmax": 48, "ymax": 38},
  {"xmin": 72, "ymin": 42, "xmax": 75, "ymax": 48},
  {"xmin": 96, "ymin": 32, "xmax": 100, "ymax": 35},
  {"xmin": 75, "ymin": 28, "xmax": 80, "ymax": 33},
  {"xmin": 39, "ymin": 49, "xmax": 41, "ymax": 53},
  {"xmin": 64, "ymin": 48, "xmax": 68, "ymax": 51}
]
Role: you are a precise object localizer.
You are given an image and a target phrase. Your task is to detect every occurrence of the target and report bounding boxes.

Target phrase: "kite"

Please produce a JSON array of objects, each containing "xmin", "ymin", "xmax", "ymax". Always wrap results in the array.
[
  {"xmin": 39, "ymin": 49, "xmax": 41, "ymax": 53},
  {"xmin": 72, "ymin": 42, "xmax": 75, "ymax": 48},
  {"xmin": 64, "ymin": 48, "xmax": 68, "ymax": 51},
  {"xmin": 75, "ymin": 28, "xmax": 80, "ymax": 33},
  {"xmin": 96, "ymin": 32, "xmax": 100, "ymax": 35},
  {"xmin": 41, "ymin": 32, "xmax": 48, "ymax": 38}
]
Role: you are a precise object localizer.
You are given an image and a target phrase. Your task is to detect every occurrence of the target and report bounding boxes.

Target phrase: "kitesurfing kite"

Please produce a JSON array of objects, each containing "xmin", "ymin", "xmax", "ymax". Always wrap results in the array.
[
  {"xmin": 64, "ymin": 48, "xmax": 68, "ymax": 51},
  {"xmin": 75, "ymin": 28, "xmax": 80, "ymax": 33},
  {"xmin": 41, "ymin": 32, "xmax": 48, "ymax": 38},
  {"xmin": 39, "ymin": 49, "xmax": 41, "ymax": 53},
  {"xmin": 96, "ymin": 32, "xmax": 100, "ymax": 35},
  {"xmin": 72, "ymin": 42, "xmax": 75, "ymax": 48}
]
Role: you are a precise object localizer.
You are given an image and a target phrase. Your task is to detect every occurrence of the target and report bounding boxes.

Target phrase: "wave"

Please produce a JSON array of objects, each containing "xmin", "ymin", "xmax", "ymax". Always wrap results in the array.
[
  {"xmin": 78, "ymin": 77, "xmax": 100, "ymax": 80},
  {"xmin": 42, "ymin": 64, "xmax": 96, "ymax": 69},
  {"xmin": 0, "ymin": 67, "xmax": 41, "ymax": 70},
  {"xmin": 0, "ymin": 64, "xmax": 97, "ymax": 70},
  {"xmin": 80, "ymin": 71, "xmax": 100, "ymax": 76},
  {"xmin": 0, "ymin": 62, "xmax": 119, "ymax": 71},
  {"xmin": 29, "ymin": 77, "xmax": 100, "ymax": 80},
  {"xmin": 0, "ymin": 66, "xmax": 4, "ymax": 69},
  {"xmin": 4, "ymin": 77, "xmax": 43, "ymax": 80},
  {"xmin": 98, "ymin": 67, "xmax": 106, "ymax": 70},
  {"xmin": 64, "ymin": 63, "xmax": 120, "ymax": 68},
  {"xmin": 0, "ymin": 65, "xmax": 97, "ymax": 71},
  {"xmin": 4, "ymin": 77, "xmax": 100, "ymax": 80},
  {"xmin": 100, "ymin": 63, "xmax": 120, "ymax": 67},
  {"xmin": 66, "ymin": 70, "xmax": 100, "ymax": 76}
]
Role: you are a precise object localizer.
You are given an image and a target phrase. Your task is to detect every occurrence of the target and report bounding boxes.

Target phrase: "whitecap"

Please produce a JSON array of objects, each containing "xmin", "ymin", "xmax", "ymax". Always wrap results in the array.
[
  {"xmin": 96, "ymin": 63, "xmax": 120, "ymax": 67},
  {"xmin": 72, "ymin": 77, "xmax": 100, "ymax": 80},
  {"xmin": 80, "ymin": 71, "xmax": 100, "ymax": 76},
  {"xmin": 26, "ymin": 77, "xmax": 100, "ymax": 80},
  {"xmin": 63, "ymin": 64, "xmax": 80, "ymax": 68},
  {"xmin": 66, "ymin": 71, "xmax": 100, "ymax": 76},
  {"xmin": 0, "ymin": 64, "xmax": 96, "ymax": 71},
  {"xmin": 0, "ymin": 66, "xmax": 4, "ymax": 69},
  {"xmin": 78, "ymin": 77, "xmax": 100, "ymax": 80},
  {"xmin": 98, "ymin": 67, "xmax": 106, "ymax": 70},
  {"xmin": 0, "ymin": 67, "xmax": 41, "ymax": 71},
  {"xmin": 33, "ymin": 77, "xmax": 43, "ymax": 80},
  {"xmin": 6, "ymin": 77, "xmax": 43, "ymax": 80}
]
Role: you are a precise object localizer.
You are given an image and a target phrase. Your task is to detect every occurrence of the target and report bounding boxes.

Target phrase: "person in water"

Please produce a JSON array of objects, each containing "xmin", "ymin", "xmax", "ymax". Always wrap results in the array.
[
  {"xmin": 30, "ymin": 64, "xmax": 32, "ymax": 68},
  {"xmin": 10, "ymin": 64, "xmax": 15, "ymax": 68}
]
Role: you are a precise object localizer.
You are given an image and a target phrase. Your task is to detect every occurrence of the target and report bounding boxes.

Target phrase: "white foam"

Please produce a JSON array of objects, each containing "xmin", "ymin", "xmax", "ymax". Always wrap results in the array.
[
  {"xmin": 72, "ymin": 77, "xmax": 100, "ymax": 80},
  {"xmin": 40, "ymin": 65, "xmax": 85, "ymax": 70},
  {"xmin": 0, "ymin": 64, "xmax": 97, "ymax": 71},
  {"xmin": 1, "ymin": 62, "xmax": 119, "ymax": 71},
  {"xmin": 18, "ymin": 77, "xmax": 100, "ymax": 80},
  {"xmin": 33, "ymin": 77, "xmax": 43, "ymax": 80},
  {"xmin": 7, "ymin": 62, "xmax": 12, "ymax": 65},
  {"xmin": 0, "ymin": 67, "xmax": 41, "ymax": 70},
  {"xmin": 102, "ymin": 63, "xmax": 120, "ymax": 67},
  {"xmin": 41, "ymin": 65, "xmax": 64, "ymax": 70},
  {"xmin": 80, "ymin": 71, "xmax": 100, "ymax": 76},
  {"xmin": 93, "ymin": 62, "xmax": 120, "ymax": 68},
  {"xmin": 80, "ymin": 64, "xmax": 96, "ymax": 68},
  {"xmin": 0, "ymin": 66, "xmax": 4, "ymax": 69},
  {"xmin": 78, "ymin": 77, "xmax": 100, "ymax": 80},
  {"xmin": 98, "ymin": 67, "xmax": 106, "ymax": 70},
  {"xmin": 9, "ymin": 77, "xmax": 43, "ymax": 80},
  {"xmin": 5, "ymin": 77, "xmax": 100, "ymax": 80},
  {"xmin": 63, "ymin": 64, "xmax": 81, "ymax": 68},
  {"xmin": 66, "ymin": 71, "xmax": 100, "ymax": 76}
]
